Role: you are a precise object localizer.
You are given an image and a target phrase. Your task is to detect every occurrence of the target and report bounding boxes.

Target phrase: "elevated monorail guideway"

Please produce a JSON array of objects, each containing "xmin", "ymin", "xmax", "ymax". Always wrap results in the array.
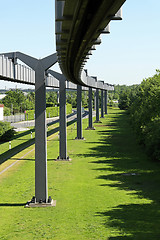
[
  {"xmin": 55, "ymin": 0, "xmax": 126, "ymax": 86},
  {"xmin": 0, "ymin": 53, "xmax": 114, "ymax": 91},
  {"xmin": 0, "ymin": 1, "xmax": 121, "ymax": 207}
]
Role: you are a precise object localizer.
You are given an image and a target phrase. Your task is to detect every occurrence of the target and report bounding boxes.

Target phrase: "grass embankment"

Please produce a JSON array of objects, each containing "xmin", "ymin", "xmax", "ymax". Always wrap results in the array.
[{"xmin": 0, "ymin": 107, "xmax": 160, "ymax": 239}]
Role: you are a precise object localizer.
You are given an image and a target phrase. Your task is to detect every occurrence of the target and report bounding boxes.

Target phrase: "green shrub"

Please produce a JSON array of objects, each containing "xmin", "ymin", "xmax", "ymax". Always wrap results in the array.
[
  {"xmin": 0, "ymin": 121, "xmax": 15, "ymax": 142},
  {"xmin": 25, "ymin": 104, "xmax": 72, "ymax": 121},
  {"xmin": 46, "ymin": 102, "xmax": 54, "ymax": 107},
  {"xmin": 144, "ymin": 118, "xmax": 160, "ymax": 161},
  {"xmin": 25, "ymin": 110, "xmax": 35, "ymax": 121},
  {"xmin": 129, "ymin": 70, "xmax": 160, "ymax": 161},
  {"xmin": 3, "ymin": 107, "xmax": 11, "ymax": 116},
  {"xmin": 66, "ymin": 104, "xmax": 72, "ymax": 115},
  {"xmin": 46, "ymin": 106, "xmax": 59, "ymax": 118}
]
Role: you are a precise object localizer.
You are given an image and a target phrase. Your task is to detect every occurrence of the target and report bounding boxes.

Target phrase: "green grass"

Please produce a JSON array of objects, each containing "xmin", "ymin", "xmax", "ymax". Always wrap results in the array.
[
  {"xmin": 1, "ymin": 107, "xmax": 160, "ymax": 239},
  {"xmin": 0, "ymin": 120, "xmax": 60, "ymax": 173}
]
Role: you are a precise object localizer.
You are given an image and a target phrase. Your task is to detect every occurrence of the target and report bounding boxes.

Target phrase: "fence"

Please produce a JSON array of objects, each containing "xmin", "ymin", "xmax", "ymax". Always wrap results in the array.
[{"xmin": 4, "ymin": 114, "xmax": 25, "ymax": 123}]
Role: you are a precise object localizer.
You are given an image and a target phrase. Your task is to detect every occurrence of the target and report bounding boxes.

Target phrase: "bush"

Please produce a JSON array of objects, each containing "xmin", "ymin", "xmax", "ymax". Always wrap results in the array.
[
  {"xmin": 118, "ymin": 90, "xmax": 131, "ymax": 110},
  {"xmin": 129, "ymin": 70, "xmax": 160, "ymax": 161},
  {"xmin": 46, "ymin": 106, "xmax": 59, "ymax": 118},
  {"xmin": 0, "ymin": 121, "xmax": 15, "ymax": 142},
  {"xmin": 3, "ymin": 107, "xmax": 11, "ymax": 116},
  {"xmin": 46, "ymin": 102, "xmax": 54, "ymax": 107},
  {"xmin": 25, "ymin": 104, "xmax": 72, "ymax": 121},
  {"xmin": 66, "ymin": 104, "xmax": 72, "ymax": 115},
  {"xmin": 144, "ymin": 118, "xmax": 160, "ymax": 161},
  {"xmin": 25, "ymin": 110, "xmax": 35, "ymax": 121}
]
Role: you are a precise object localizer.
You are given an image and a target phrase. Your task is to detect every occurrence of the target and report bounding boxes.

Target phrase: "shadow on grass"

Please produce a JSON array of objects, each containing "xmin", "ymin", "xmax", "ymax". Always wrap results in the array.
[
  {"xmin": 80, "ymin": 110, "xmax": 160, "ymax": 239},
  {"xmin": 98, "ymin": 203, "xmax": 160, "ymax": 240},
  {"xmin": 0, "ymin": 203, "xmax": 26, "ymax": 207},
  {"xmin": 0, "ymin": 126, "xmax": 60, "ymax": 165},
  {"xmin": 10, "ymin": 157, "xmax": 55, "ymax": 161},
  {"xmin": 13, "ymin": 128, "xmax": 35, "ymax": 140},
  {"xmin": 0, "ymin": 112, "xmax": 88, "ymax": 165},
  {"xmin": 0, "ymin": 139, "xmax": 35, "ymax": 165}
]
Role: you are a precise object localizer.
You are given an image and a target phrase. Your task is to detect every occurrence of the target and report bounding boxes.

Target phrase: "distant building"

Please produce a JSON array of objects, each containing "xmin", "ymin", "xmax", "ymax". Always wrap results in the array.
[{"xmin": 0, "ymin": 94, "xmax": 6, "ymax": 100}]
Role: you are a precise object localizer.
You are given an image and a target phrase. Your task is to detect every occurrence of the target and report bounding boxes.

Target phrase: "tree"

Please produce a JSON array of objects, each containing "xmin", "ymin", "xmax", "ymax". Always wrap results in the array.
[
  {"xmin": 118, "ymin": 89, "xmax": 131, "ymax": 110},
  {"xmin": 2, "ymin": 89, "xmax": 26, "ymax": 113},
  {"xmin": 129, "ymin": 69, "xmax": 160, "ymax": 160},
  {"xmin": 46, "ymin": 91, "xmax": 57, "ymax": 106},
  {"xmin": 25, "ymin": 92, "xmax": 35, "ymax": 110}
]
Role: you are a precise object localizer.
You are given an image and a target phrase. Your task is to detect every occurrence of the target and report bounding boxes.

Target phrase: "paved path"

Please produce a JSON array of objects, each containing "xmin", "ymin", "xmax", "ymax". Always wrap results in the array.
[{"xmin": 11, "ymin": 110, "xmax": 94, "ymax": 131}]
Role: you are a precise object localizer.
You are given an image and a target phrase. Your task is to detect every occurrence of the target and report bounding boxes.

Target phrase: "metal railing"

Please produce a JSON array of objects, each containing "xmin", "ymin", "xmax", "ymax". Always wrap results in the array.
[{"xmin": 4, "ymin": 114, "xmax": 25, "ymax": 123}]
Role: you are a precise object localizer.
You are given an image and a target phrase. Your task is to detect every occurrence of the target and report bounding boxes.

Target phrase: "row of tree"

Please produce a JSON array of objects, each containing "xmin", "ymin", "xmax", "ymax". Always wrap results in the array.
[
  {"xmin": 0, "ymin": 90, "xmax": 35, "ymax": 115},
  {"xmin": 118, "ymin": 70, "xmax": 160, "ymax": 161},
  {"xmin": 0, "ymin": 89, "xmax": 97, "ymax": 115}
]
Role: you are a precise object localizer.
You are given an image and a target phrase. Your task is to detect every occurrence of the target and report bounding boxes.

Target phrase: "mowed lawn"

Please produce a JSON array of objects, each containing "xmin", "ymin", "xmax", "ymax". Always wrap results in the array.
[{"xmin": 0, "ymin": 107, "xmax": 160, "ymax": 240}]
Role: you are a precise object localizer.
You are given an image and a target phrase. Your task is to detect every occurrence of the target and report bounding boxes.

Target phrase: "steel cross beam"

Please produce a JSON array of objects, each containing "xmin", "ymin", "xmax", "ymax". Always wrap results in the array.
[
  {"xmin": 1, "ymin": 52, "xmax": 57, "ymax": 205},
  {"xmin": 0, "ymin": 54, "xmax": 114, "ymax": 91}
]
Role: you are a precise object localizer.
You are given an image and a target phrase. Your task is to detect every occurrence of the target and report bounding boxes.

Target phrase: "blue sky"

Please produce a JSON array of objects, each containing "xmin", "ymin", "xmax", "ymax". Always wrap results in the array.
[{"xmin": 0, "ymin": 0, "xmax": 160, "ymax": 88}]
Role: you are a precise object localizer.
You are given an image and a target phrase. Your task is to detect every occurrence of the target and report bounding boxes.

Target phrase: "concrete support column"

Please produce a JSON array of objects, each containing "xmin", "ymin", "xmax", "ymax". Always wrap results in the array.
[
  {"xmin": 104, "ymin": 90, "xmax": 108, "ymax": 115},
  {"xmin": 58, "ymin": 79, "xmax": 68, "ymax": 160},
  {"xmin": 57, "ymin": 90, "xmax": 59, "ymax": 104},
  {"xmin": 101, "ymin": 89, "xmax": 104, "ymax": 118},
  {"xmin": 48, "ymin": 70, "xmax": 69, "ymax": 161},
  {"xmin": 76, "ymin": 85, "xmax": 83, "ymax": 139},
  {"xmin": 2, "ymin": 52, "xmax": 57, "ymax": 206},
  {"xmin": 94, "ymin": 89, "xmax": 101, "ymax": 123},
  {"xmin": 94, "ymin": 91, "xmax": 96, "ymax": 110},
  {"xmin": 35, "ymin": 66, "xmax": 48, "ymax": 203},
  {"xmin": 86, "ymin": 87, "xmax": 95, "ymax": 130}
]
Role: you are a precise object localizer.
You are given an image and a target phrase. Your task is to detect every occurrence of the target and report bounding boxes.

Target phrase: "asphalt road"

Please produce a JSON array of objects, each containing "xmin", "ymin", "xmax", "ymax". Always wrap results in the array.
[{"xmin": 11, "ymin": 110, "xmax": 94, "ymax": 131}]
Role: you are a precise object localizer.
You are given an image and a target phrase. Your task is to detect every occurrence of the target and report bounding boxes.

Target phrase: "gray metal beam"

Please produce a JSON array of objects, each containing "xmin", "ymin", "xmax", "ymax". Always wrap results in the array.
[
  {"xmin": 76, "ymin": 85, "xmax": 84, "ymax": 139},
  {"xmin": 101, "ymin": 89, "xmax": 104, "ymax": 118},
  {"xmin": 0, "ymin": 54, "xmax": 114, "ymax": 92},
  {"xmin": 57, "ymin": 90, "xmax": 59, "ymax": 104},
  {"xmin": 32, "ymin": 54, "xmax": 57, "ymax": 204},
  {"xmin": 86, "ymin": 87, "xmax": 95, "ymax": 130},
  {"xmin": 94, "ymin": 91, "xmax": 96, "ymax": 110},
  {"xmin": 35, "ymin": 63, "xmax": 48, "ymax": 203},
  {"xmin": 104, "ymin": 90, "xmax": 108, "ymax": 115},
  {"xmin": 94, "ymin": 89, "xmax": 101, "ymax": 123},
  {"xmin": 48, "ymin": 70, "xmax": 68, "ymax": 160},
  {"xmin": 58, "ymin": 78, "xmax": 68, "ymax": 160},
  {"xmin": 1, "ymin": 52, "xmax": 57, "ymax": 205}
]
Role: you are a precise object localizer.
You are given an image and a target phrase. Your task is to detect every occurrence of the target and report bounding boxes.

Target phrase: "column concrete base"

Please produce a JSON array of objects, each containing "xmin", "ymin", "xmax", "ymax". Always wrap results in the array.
[
  {"xmin": 85, "ymin": 127, "xmax": 95, "ymax": 130},
  {"xmin": 94, "ymin": 120, "xmax": 102, "ymax": 123},
  {"xmin": 56, "ymin": 156, "xmax": 71, "ymax": 161},
  {"xmin": 25, "ymin": 197, "xmax": 56, "ymax": 208},
  {"xmin": 75, "ymin": 137, "xmax": 85, "ymax": 140}
]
